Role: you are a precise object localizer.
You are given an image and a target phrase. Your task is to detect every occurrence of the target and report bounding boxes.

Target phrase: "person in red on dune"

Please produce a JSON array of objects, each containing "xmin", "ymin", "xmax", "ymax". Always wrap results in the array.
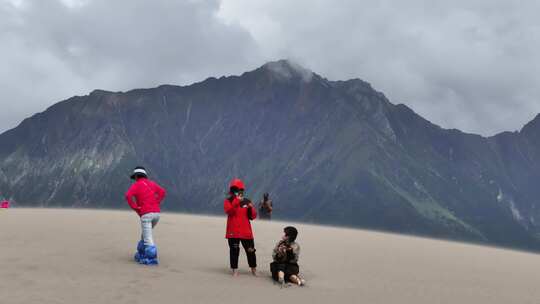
[
  {"xmin": 224, "ymin": 178, "xmax": 258, "ymax": 277},
  {"xmin": 125, "ymin": 166, "xmax": 166, "ymax": 265}
]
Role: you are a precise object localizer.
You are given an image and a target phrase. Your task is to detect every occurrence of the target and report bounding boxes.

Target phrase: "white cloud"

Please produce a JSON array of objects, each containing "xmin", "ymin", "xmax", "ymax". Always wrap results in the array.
[
  {"xmin": 1, "ymin": 0, "xmax": 539, "ymax": 135},
  {"xmin": 0, "ymin": 0, "xmax": 261, "ymax": 132}
]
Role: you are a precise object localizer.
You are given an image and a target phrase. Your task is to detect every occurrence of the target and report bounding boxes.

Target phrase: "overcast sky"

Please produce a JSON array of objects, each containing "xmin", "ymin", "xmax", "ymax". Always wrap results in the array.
[{"xmin": 1, "ymin": 0, "xmax": 539, "ymax": 136}]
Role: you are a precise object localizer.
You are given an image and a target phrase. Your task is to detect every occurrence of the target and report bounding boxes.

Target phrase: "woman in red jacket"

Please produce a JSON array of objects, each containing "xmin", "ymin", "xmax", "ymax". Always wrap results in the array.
[
  {"xmin": 125, "ymin": 166, "xmax": 166, "ymax": 265},
  {"xmin": 224, "ymin": 178, "xmax": 257, "ymax": 276}
]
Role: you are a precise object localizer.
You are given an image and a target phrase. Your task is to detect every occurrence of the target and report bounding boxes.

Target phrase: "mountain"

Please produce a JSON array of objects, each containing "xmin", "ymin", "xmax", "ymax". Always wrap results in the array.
[{"xmin": 1, "ymin": 60, "xmax": 540, "ymax": 250}]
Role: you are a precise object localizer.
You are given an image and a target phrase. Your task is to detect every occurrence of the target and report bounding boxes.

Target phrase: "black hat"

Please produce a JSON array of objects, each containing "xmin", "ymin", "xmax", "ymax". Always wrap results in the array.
[
  {"xmin": 284, "ymin": 226, "xmax": 298, "ymax": 242},
  {"xmin": 130, "ymin": 166, "xmax": 148, "ymax": 180}
]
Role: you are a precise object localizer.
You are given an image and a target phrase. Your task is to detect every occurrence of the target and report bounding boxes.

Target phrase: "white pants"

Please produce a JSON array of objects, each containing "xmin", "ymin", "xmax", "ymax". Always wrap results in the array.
[{"xmin": 141, "ymin": 213, "xmax": 160, "ymax": 246}]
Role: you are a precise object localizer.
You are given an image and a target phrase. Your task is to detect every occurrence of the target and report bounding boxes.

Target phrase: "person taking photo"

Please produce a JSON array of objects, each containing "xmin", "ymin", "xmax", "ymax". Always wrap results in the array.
[{"xmin": 224, "ymin": 178, "xmax": 258, "ymax": 277}]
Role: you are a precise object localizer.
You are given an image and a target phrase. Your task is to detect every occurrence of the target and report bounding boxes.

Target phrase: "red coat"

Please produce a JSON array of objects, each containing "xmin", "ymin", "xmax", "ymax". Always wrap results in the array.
[
  {"xmin": 125, "ymin": 178, "xmax": 166, "ymax": 216},
  {"xmin": 224, "ymin": 196, "xmax": 257, "ymax": 239}
]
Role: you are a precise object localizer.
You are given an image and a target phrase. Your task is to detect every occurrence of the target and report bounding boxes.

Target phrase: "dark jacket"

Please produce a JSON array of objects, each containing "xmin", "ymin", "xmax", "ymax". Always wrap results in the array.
[{"xmin": 272, "ymin": 240, "xmax": 300, "ymax": 264}]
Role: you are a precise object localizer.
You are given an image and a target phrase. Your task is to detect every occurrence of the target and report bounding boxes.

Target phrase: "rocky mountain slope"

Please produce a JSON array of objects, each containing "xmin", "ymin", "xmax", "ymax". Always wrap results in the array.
[{"xmin": 1, "ymin": 60, "xmax": 540, "ymax": 250}]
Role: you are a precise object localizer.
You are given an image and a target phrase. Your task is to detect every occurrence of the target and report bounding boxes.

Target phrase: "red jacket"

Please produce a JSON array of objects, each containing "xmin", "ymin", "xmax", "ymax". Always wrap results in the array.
[
  {"xmin": 125, "ymin": 178, "xmax": 166, "ymax": 216},
  {"xmin": 224, "ymin": 196, "xmax": 257, "ymax": 239}
]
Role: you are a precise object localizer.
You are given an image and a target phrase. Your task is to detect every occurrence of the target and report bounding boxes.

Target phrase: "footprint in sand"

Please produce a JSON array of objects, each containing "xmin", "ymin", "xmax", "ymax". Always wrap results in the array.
[
  {"xmin": 168, "ymin": 268, "xmax": 183, "ymax": 274},
  {"xmin": 21, "ymin": 264, "xmax": 39, "ymax": 272}
]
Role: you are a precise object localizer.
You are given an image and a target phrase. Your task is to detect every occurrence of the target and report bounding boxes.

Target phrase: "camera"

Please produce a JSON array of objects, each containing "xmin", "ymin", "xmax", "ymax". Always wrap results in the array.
[{"xmin": 240, "ymin": 198, "xmax": 251, "ymax": 207}]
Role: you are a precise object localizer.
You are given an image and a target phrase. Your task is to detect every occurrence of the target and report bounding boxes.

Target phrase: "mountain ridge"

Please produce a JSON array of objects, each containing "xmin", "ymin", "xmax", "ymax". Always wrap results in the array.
[{"xmin": 1, "ymin": 59, "xmax": 540, "ymax": 251}]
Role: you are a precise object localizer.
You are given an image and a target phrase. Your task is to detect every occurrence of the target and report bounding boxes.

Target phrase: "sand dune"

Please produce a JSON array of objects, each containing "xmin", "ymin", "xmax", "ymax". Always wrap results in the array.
[{"xmin": 1, "ymin": 208, "xmax": 540, "ymax": 303}]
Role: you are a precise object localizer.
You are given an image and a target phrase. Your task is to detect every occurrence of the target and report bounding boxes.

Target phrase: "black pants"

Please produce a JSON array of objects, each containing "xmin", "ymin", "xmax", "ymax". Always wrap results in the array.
[
  {"xmin": 259, "ymin": 213, "xmax": 271, "ymax": 220},
  {"xmin": 228, "ymin": 238, "xmax": 257, "ymax": 269},
  {"xmin": 270, "ymin": 262, "xmax": 300, "ymax": 282}
]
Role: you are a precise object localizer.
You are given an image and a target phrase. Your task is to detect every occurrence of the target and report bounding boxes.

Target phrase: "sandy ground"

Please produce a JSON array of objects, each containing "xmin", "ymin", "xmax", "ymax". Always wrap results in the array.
[{"xmin": 1, "ymin": 209, "xmax": 540, "ymax": 304}]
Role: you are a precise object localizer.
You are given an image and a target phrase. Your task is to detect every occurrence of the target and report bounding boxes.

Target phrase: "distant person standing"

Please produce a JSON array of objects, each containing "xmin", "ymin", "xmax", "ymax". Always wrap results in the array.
[
  {"xmin": 258, "ymin": 192, "xmax": 273, "ymax": 220},
  {"xmin": 224, "ymin": 178, "xmax": 258, "ymax": 277},
  {"xmin": 125, "ymin": 166, "xmax": 166, "ymax": 265}
]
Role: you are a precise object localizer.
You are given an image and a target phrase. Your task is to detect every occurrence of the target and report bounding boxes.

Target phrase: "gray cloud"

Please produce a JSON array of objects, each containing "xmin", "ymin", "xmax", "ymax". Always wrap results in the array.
[
  {"xmin": 1, "ymin": 0, "xmax": 539, "ymax": 136},
  {"xmin": 219, "ymin": 0, "xmax": 540, "ymax": 135},
  {"xmin": 0, "ymin": 0, "xmax": 261, "ymax": 132}
]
